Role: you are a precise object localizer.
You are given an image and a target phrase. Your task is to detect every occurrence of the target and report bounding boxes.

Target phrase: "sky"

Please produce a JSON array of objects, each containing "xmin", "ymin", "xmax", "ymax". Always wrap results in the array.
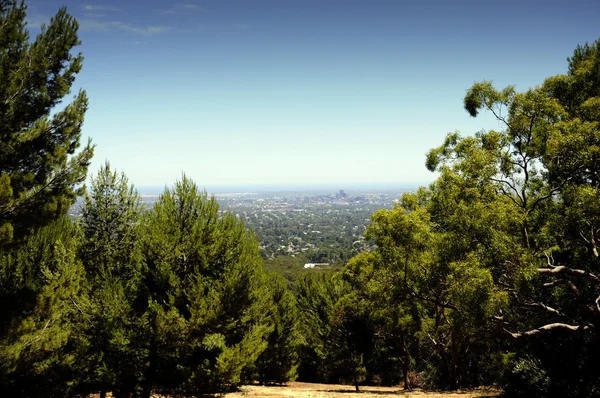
[{"xmin": 25, "ymin": 0, "xmax": 600, "ymax": 190}]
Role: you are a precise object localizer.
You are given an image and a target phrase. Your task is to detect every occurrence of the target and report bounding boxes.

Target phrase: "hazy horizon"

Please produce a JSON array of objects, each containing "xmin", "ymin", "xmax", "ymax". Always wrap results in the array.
[{"xmin": 135, "ymin": 181, "xmax": 422, "ymax": 195}]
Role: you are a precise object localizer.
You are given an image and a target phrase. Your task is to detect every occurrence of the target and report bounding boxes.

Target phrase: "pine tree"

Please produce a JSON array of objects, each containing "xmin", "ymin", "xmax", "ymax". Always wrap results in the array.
[
  {"xmin": 0, "ymin": 0, "xmax": 93, "ymax": 246},
  {"xmin": 76, "ymin": 163, "xmax": 143, "ymax": 397},
  {"xmin": 295, "ymin": 271, "xmax": 350, "ymax": 384},
  {"xmin": 138, "ymin": 175, "xmax": 271, "ymax": 397},
  {"xmin": 0, "ymin": 1, "xmax": 93, "ymax": 395},
  {"xmin": 255, "ymin": 272, "xmax": 301, "ymax": 385},
  {"xmin": 0, "ymin": 217, "xmax": 86, "ymax": 396}
]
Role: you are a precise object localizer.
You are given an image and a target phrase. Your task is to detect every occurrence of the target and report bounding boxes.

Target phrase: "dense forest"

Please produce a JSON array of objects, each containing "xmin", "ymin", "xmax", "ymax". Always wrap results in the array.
[{"xmin": 2, "ymin": 2, "xmax": 600, "ymax": 397}]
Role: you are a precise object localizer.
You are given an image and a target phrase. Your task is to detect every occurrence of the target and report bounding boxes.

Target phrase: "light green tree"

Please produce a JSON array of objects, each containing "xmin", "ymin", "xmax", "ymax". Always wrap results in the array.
[
  {"xmin": 422, "ymin": 38, "xmax": 600, "ymax": 395},
  {"xmin": 363, "ymin": 193, "xmax": 503, "ymax": 389}
]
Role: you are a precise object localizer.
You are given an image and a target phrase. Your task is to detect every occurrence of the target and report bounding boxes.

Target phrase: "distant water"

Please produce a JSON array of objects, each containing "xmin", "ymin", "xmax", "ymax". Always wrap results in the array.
[{"xmin": 136, "ymin": 182, "xmax": 423, "ymax": 195}]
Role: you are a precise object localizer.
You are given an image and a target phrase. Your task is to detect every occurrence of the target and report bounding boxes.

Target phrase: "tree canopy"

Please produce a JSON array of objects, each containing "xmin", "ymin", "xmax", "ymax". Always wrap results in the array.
[{"xmin": 0, "ymin": 0, "xmax": 93, "ymax": 246}]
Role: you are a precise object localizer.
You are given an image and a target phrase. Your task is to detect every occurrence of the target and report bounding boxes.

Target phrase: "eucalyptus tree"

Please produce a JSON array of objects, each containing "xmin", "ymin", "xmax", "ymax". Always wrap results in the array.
[{"xmin": 424, "ymin": 39, "xmax": 600, "ymax": 395}]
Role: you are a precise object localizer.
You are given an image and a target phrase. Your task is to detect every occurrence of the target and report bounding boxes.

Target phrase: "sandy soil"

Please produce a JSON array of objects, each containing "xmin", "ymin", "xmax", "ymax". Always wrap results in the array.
[
  {"xmin": 224, "ymin": 382, "xmax": 501, "ymax": 398},
  {"xmin": 86, "ymin": 382, "xmax": 500, "ymax": 397}
]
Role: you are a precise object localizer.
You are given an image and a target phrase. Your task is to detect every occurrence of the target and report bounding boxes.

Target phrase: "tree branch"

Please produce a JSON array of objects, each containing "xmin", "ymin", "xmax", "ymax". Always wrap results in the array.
[
  {"xmin": 489, "ymin": 177, "xmax": 523, "ymax": 205},
  {"xmin": 523, "ymin": 302, "xmax": 565, "ymax": 317},
  {"xmin": 543, "ymin": 279, "xmax": 580, "ymax": 297},
  {"xmin": 506, "ymin": 323, "xmax": 591, "ymax": 338},
  {"xmin": 538, "ymin": 266, "xmax": 600, "ymax": 285},
  {"xmin": 527, "ymin": 183, "xmax": 566, "ymax": 215}
]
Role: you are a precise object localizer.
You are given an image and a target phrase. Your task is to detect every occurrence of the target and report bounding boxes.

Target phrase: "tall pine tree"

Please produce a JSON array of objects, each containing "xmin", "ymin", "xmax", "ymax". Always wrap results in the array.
[
  {"xmin": 138, "ymin": 175, "xmax": 271, "ymax": 397},
  {"xmin": 77, "ymin": 163, "xmax": 143, "ymax": 398},
  {"xmin": 0, "ymin": 0, "xmax": 93, "ymax": 246},
  {"xmin": 0, "ymin": 1, "xmax": 93, "ymax": 395}
]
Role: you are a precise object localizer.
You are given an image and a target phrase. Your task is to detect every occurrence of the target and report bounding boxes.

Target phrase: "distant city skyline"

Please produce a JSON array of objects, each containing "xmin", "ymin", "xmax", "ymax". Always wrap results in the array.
[
  {"xmin": 135, "ymin": 181, "xmax": 421, "ymax": 195},
  {"xmin": 28, "ymin": 0, "xmax": 600, "ymax": 187}
]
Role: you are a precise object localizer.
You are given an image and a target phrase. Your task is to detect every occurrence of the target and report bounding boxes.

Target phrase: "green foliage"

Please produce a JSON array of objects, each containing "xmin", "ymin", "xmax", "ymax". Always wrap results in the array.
[
  {"xmin": 365, "ymin": 194, "xmax": 504, "ymax": 389},
  {"xmin": 0, "ymin": 0, "xmax": 93, "ymax": 246},
  {"xmin": 344, "ymin": 251, "xmax": 419, "ymax": 388},
  {"xmin": 75, "ymin": 162, "xmax": 144, "ymax": 397},
  {"xmin": 503, "ymin": 357, "xmax": 549, "ymax": 398},
  {"xmin": 420, "ymin": 37, "xmax": 600, "ymax": 394},
  {"xmin": 3, "ymin": 3, "xmax": 600, "ymax": 395},
  {"xmin": 0, "ymin": 2, "xmax": 92, "ymax": 395},
  {"xmin": 0, "ymin": 217, "xmax": 85, "ymax": 396},
  {"xmin": 263, "ymin": 255, "xmax": 310, "ymax": 285},
  {"xmin": 80, "ymin": 162, "xmax": 143, "ymax": 279},
  {"xmin": 254, "ymin": 272, "xmax": 301, "ymax": 385},
  {"xmin": 138, "ymin": 175, "xmax": 271, "ymax": 396},
  {"xmin": 295, "ymin": 271, "xmax": 351, "ymax": 384}
]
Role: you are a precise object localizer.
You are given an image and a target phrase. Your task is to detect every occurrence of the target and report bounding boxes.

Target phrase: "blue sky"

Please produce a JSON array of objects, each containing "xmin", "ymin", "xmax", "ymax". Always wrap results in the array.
[{"xmin": 26, "ymin": 0, "xmax": 600, "ymax": 189}]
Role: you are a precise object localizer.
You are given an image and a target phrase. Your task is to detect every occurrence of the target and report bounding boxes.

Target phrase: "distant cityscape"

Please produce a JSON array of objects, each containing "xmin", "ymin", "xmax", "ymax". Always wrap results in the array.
[
  {"xmin": 214, "ymin": 188, "xmax": 408, "ymax": 263},
  {"xmin": 71, "ymin": 187, "xmax": 413, "ymax": 265}
]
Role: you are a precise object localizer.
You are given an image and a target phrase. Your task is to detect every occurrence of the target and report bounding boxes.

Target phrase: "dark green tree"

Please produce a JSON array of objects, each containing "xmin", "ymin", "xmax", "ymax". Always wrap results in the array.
[
  {"xmin": 254, "ymin": 272, "xmax": 301, "ymax": 385},
  {"xmin": 0, "ymin": 217, "xmax": 86, "ymax": 396},
  {"xmin": 0, "ymin": 0, "xmax": 93, "ymax": 246},
  {"xmin": 76, "ymin": 163, "xmax": 144, "ymax": 398},
  {"xmin": 138, "ymin": 175, "xmax": 271, "ymax": 397},
  {"xmin": 0, "ymin": 1, "xmax": 92, "ymax": 395},
  {"xmin": 344, "ymin": 251, "xmax": 421, "ymax": 389},
  {"xmin": 295, "ymin": 271, "xmax": 351, "ymax": 384},
  {"xmin": 329, "ymin": 292, "xmax": 370, "ymax": 391}
]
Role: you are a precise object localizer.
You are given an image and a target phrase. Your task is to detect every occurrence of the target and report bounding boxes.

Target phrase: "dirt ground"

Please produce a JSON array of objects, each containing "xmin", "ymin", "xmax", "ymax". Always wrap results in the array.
[
  {"xmin": 86, "ymin": 382, "xmax": 500, "ymax": 397},
  {"xmin": 224, "ymin": 382, "xmax": 501, "ymax": 398}
]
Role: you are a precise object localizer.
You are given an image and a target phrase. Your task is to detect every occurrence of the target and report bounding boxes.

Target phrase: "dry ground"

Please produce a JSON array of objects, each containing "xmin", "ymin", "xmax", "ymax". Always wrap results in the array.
[
  {"xmin": 87, "ymin": 382, "xmax": 500, "ymax": 398},
  {"xmin": 224, "ymin": 382, "xmax": 501, "ymax": 398}
]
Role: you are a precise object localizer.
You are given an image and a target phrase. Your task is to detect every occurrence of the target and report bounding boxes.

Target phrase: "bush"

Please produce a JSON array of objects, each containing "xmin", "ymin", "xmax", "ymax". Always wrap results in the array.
[{"xmin": 503, "ymin": 357, "xmax": 549, "ymax": 398}]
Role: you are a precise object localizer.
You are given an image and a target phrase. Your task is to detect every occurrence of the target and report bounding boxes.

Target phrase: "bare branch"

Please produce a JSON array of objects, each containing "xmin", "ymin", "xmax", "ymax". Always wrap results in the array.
[
  {"xmin": 538, "ymin": 266, "xmax": 600, "ymax": 285},
  {"xmin": 593, "ymin": 226, "xmax": 599, "ymax": 258},
  {"xmin": 486, "ymin": 102, "xmax": 512, "ymax": 131},
  {"xmin": 506, "ymin": 323, "xmax": 591, "ymax": 338},
  {"xmin": 23, "ymin": 316, "xmax": 57, "ymax": 348},
  {"xmin": 543, "ymin": 251, "xmax": 556, "ymax": 268},
  {"xmin": 490, "ymin": 177, "xmax": 523, "ymax": 204},
  {"xmin": 580, "ymin": 229, "xmax": 591, "ymax": 245},
  {"xmin": 523, "ymin": 302, "xmax": 565, "ymax": 317},
  {"xmin": 528, "ymin": 183, "xmax": 566, "ymax": 215},
  {"xmin": 543, "ymin": 279, "xmax": 580, "ymax": 297}
]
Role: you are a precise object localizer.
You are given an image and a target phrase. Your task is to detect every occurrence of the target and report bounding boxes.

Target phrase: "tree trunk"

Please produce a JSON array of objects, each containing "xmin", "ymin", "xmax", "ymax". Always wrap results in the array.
[
  {"xmin": 402, "ymin": 346, "xmax": 411, "ymax": 390},
  {"xmin": 141, "ymin": 331, "xmax": 157, "ymax": 398},
  {"xmin": 401, "ymin": 333, "xmax": 411, "ymax": 390},
  {"xmin": 450, "ymin": 330, "xmax": 459, "ymax": 389}
]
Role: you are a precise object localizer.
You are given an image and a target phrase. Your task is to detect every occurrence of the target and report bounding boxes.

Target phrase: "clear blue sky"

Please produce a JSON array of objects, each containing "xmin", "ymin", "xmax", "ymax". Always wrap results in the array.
[{"xmin": 26, "ymin": 0, "xmax": 600, "ymax": 188}]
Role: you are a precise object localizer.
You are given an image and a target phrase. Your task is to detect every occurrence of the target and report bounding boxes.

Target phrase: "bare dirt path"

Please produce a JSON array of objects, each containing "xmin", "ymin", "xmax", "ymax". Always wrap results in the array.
[{"xmin": 224, "ymin": 382, "xmax": 501, "ymax": 398}]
